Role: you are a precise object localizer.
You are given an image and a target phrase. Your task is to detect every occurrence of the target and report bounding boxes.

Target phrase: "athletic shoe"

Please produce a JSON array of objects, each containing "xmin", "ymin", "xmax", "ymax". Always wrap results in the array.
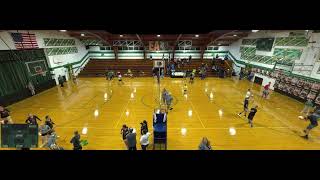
[
  {"xmin": 302, "ymin": 135, "xmax": 309, "ymax": 139},
  {"xmin": 303, "ymin": 130, "xmax": 307, "ymax": 134},
  {"xmin": 169, "ymin": 108, "xmax": 173, "ymax": 110}
]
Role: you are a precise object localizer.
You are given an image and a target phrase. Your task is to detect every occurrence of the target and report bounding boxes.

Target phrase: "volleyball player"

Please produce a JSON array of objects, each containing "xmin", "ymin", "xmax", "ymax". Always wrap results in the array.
[
  {"xmin": 301, "ymin": 109, "xmax": 320, "ymax": 139},
  {"xmin": 238, "ymin": 89, "xmax": 253, "ymax": 116},
  {"xmin": 39, "ymin": 121, "xmax": 51, "ymax": 145},
  {"xmin": 238, "ymin": 97, "xmax": 250, "ymax": 117},
  {"xmin": 189, "ymin": 71, "xmax": 195, "ymax": 84},
  {"xmin": 117, "ymin": 72, "xmax": 124, "ymax": 85},
  {"xmin": 183, "ymin": 83, "xmax": 188, "ymax": 95},
  {"xmin": 70, "ymin": 131, "xmax": 82, "ymax": 150},
  {"xmin": 262, "ymin": 82, "xmax": 271, "ymax": 99},
  {"xmin": 166, "ymin": 93, "xmax": 173, "ymax": 111},
  {"xmin": 140, "ymin": 120, "xmax": 148, "ymax": 135},
  {"xmin": 25, "ymin": 114, "xmax": 42, "ymax": 125},
  {"xmin": 121, "ymin": 124, "xmax": 129, "ymax": 149},
  {"xmin": 45, "ymin": 115, "xmax": 55, "ymax": 129},
  {"xmin": 0, "ymin": 105, "xmax": 13, "ymax": 124},
  {"xmin": 162, "ymin": 88, "xmax": 168, "ymax": 104},
  {"xmin": 247, "ymin": 105, "xmax": 258, "ymax": 127},
  {"xmin": 245, "ymin": 89, "xmax": 253, "ymax": 99}
]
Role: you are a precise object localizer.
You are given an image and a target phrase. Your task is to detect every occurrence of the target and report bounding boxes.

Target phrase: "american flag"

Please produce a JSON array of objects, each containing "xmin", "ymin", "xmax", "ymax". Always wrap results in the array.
[{"xmin": 11, "ymin": 32, "xmax": 39, "ymax": 49}]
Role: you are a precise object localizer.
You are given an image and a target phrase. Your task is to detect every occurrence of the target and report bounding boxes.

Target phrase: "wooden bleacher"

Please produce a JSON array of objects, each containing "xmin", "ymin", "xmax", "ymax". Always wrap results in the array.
[
  {"xmin": 78, "ymin": 59, "xmax": 233, "ymax": 77},
  {"xmin": 79, "ymin": 59, "xmax": 154, "ymax": 77}
]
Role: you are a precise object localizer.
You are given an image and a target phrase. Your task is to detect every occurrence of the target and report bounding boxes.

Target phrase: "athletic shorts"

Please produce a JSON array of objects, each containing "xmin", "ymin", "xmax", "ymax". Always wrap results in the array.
[
  {"xmin": 41, "ymin": 132, "xmax": 49, "ymax": 136},
  {"xmin": 263, "ymin": 90, "xmax": 268, "ymax": 95},
  {"xmin": 307, "ymin": 120, "xmax": 318, "ymax": 130}
]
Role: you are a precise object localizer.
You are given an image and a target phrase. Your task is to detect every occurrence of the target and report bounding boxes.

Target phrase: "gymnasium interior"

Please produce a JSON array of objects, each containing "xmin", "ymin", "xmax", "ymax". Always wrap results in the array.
[{"xmin": 1, "ymin": 30, "xmax": 320, "ymax": 150}]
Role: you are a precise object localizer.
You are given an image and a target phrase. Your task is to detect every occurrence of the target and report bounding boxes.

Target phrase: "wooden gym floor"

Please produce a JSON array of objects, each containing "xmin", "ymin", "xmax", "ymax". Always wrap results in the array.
[{"xmin": 3, "ymin": 76, "xmax": 320, "ymax": 150}]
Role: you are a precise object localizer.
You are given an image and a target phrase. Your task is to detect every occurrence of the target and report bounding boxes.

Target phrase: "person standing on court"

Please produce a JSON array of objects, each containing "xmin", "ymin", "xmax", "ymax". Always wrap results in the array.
[
  {"xmin": 183, "ymin": 83, "xmax": 188, "ymax": 95},
  {"xmin": 247, "ymin": 105, "xmax": 258, "ymax": 128},
  {"xmin": 47, "ymin": 130, "xmax": 59, "ymax": 149},
  {"xmin": 301, "ymin": 98, "xmax": 314, "ymax": 116},
  {"xmin": 70, "ymin": 131, "xmax": 82, "ymax": 150},
  {"xmin": 58, "ymin": 75, "xmax": 64, "ymax": 87},
  {"xmin": 27, "ymin": 81, "xmax": 35, "ymax": 96},
  {"xmin": 262, "ymin": 82, "xmax": 271, "ymax": 99},
  {"xmin": 140, "ymin": 120, "xmax": 148, "ymax": 135},
  {"xmin": 238, "ymin": 89, "xmax": 253, "ymax": 117},
  {"xmin": 162, "ymin": 88, "xmax": 168, "ymax": 104},
  {"xmin": 165, "ymin": 92, "xmax": 173, "ymax": 111},
  {"xmin": 25, "ymin": 114, "xmax": 42, "ymax": 125},
  {"xmin": 39, "ymin": 121, "xmax": 51, "ymax": 145},
  {"xmin": 198, "ymin": 137, "xmax": 212, "ymax": 150},
  {"xmin": 121, "ymin": 124, "xmax": 129, "ymax": 149},
  {"xmin": 126, "ymin": 128, "xmax": 137, "ymax": 150},
  {"xmin": 245, "ymin": 89, "xmax": 253, "ymax": 99},
  {"xmin": 301, "ymin": 109, "xmax": 320, "ymax": 139},
  {"xmin": 0, "ymin": 105, "xmax": 13, "ymax": 124},
  {"xmin": 45, "ymin": 115, "xmax": 55, "ymax": 129},
  {"xmin": 140, "ymin": 130, "xmax": 151, "ymax": 150}
]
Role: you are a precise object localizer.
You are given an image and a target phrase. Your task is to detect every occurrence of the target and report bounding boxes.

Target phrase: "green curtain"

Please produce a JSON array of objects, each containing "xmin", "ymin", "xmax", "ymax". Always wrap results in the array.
[{"xmin": 0, "ymin": 49, "xmax": 52, "ymax": 97}]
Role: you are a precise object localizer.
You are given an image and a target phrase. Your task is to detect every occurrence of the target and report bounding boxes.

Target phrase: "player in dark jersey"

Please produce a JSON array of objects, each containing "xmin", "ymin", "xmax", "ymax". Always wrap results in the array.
[
  {"xmin": 238, "ymin": 97, "xmax": 249, "ymax": 117},
  {"xmin": 25, "ymin": 114, "xmax": 42, "ymax": 125},
  {"xmin": 247, "ymin": 106, "xmax": 258, "ymax": 127},
  {"xmin": 189, "ymin": 71, "xmax": 195, "ymax": 84},
  {"xmin": 301, "ymin": 110, "xmax": 320, "ymax": 139},
  {"xmin": 121, "ymin": 124, "xmax": 129, "ymax": 149},
  {"xmin": 0, "ymin": 105, "xmax": 13, "ymax": 124},
  {"xmin": 117, "ymin": 72, "xmax": 124, "ymax": 85},
  {"xmin": 45, "ymin": 115, "xmax": 55, "ymax": 129}
]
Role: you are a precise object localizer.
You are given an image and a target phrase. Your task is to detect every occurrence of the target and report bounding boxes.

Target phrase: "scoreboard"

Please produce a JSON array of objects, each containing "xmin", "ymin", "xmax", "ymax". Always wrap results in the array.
[{"xmin": 1, "ymin": 124, "xmax": 38, "ymax": 148}]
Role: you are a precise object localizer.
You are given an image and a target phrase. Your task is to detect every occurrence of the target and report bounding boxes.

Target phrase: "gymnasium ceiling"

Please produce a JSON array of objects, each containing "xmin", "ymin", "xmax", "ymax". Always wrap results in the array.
[{"xmin": 66, "ymin": 30, "xmax": 251, "ymax": 47}]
